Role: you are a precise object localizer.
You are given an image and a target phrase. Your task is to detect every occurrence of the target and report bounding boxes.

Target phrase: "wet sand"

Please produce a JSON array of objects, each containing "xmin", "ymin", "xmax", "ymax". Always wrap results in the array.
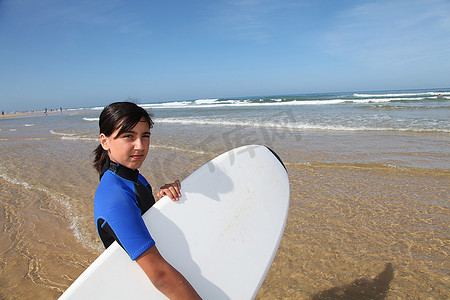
[
  {"xmin": 257, "ymin": 163, "xmax": 449, "ymax": 299},
  {"xmin": 0, "ymin": 120, "xmax": 449, "ymax": 299}
]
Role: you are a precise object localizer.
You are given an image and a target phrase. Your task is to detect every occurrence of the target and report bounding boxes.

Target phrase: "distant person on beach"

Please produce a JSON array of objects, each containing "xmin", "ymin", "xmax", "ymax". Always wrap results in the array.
[
  {"xmin": 2, "ymin": 110, "xmax": 4, "ymax": 117},
  {"xmin": 92, "ymin": 102, "xmax": 200, "ymax": 299}
]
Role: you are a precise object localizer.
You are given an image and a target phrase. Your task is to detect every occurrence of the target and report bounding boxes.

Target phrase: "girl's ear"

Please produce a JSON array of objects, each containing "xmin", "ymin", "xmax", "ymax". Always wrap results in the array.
[{"xmin": 100, "ymin": 133, "xmax": 109, "ymax": 151}]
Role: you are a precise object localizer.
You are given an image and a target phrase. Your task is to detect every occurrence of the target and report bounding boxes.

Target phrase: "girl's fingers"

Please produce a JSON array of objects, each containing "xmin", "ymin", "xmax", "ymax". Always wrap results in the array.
[{"xmin": 158, "ymin": 181, "xmax": 181, "ymax": 201}]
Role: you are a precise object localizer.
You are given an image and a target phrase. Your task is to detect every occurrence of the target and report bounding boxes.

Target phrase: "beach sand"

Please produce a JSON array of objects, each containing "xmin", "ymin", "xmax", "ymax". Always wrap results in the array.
[{"xmin": 0, "ymin": 116, "xmax": 449, "ymax": 299}]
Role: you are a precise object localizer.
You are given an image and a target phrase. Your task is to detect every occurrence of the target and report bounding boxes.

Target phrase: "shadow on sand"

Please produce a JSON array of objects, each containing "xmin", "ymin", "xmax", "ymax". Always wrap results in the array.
[{"xmin": 312, "ymin": 263, "xmax": 394, "ymax": 300}]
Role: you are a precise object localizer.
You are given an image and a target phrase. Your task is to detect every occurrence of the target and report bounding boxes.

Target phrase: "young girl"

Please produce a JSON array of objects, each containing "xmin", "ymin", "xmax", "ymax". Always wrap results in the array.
[{"xmin": 92, "ymin": 102, "xmax": 201, "ymax": 299}]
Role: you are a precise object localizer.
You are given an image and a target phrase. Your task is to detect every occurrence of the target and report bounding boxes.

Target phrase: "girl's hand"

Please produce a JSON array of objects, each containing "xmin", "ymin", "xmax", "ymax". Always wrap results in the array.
[{"xmin": 157, "ymin": 180, "xmax": 181, "ymax": 201}]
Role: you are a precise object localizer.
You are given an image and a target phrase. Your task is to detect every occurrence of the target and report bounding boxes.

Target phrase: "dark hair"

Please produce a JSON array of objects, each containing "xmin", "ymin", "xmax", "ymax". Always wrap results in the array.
[{"xmin": 92, "ymin": 102, "xmax": 154, "ymax": 174}]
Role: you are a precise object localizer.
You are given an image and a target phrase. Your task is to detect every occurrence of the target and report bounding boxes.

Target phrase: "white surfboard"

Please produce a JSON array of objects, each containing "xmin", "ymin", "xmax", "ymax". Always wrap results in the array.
[{"xmin": 60, "ymin": 145, "xmax": 290, "ymax": 299}]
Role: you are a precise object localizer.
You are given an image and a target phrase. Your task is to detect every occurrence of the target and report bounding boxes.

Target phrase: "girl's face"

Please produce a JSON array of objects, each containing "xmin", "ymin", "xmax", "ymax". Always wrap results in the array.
[{"xmin": 100, "ymin": 118, "xmax": 151, "ymax": 170}]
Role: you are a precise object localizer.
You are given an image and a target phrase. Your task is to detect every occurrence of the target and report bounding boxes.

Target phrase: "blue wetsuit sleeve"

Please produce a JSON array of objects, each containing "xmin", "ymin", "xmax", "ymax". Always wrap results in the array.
[{"xmin": 95, "ymin": 175, "xmax": 155, "ymax": 260}]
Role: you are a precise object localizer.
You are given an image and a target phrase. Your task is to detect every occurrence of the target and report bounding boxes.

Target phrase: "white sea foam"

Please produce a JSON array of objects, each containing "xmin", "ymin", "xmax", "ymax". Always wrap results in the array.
[
  {"xmin": 354, "ymin": 91, "xmax": 450, "ymax": 98},
  {"xmin": 50, "ymin": 129, "xmax": 97, "ymax": 141},
  {"xmin": 155, "ymin": 117, "xmax": 450, "ymax": 133},
  {"xmin": 50, "ymin": 130, "xmax": 76, "ymax": 136},
  {"xmin": 61, "ymin": 136, "xmax": 98, "ymax": 141},
  {"xmin": 0, "ymin": 173, "xmax": 34, "ymax": 189},
  {"xmin": 36, "ymin": 187, "xmax": 101, "ymax": 251},
  {"xmin": 150, "ymin": 144, "xmax": 207, "ymax": 155},
  {"xmin": 140, "ymin": 101, "xmax": 191, "ymax": 109},
  {"xmin": 354, "ymin": 97, "xmax": 424, "ymax": 103},
  {"xmin": 156, "ymin": 117, "xmax": 312, "ymax": 130},
  {"xmin": 355, "ymin": 92, "xmax": 421, "ymax": 97},
  {"xmin": 147, "ymin": 97, "xmax": 429, "ymax": 109},
  {"xmin": 194, "ymin": 98, "xmax": 219, "ymax": 104},
  {"xmin": 24, "ymin": 124, "xmax": 35, "ymax": 127},
  {"xmin": 0, "ymin": 171, "xmax": 100, "ymax": 252},
  {"xmin": 384, "ymin": 163, "xmax": 408, "ymax": 170},
  {"xmin": 82, "ymin": 117, "xmax": 99, "ymax": 122},
  {"xmin": 427, "ymin": 91, "xmax": 450, "ymax": 96}
]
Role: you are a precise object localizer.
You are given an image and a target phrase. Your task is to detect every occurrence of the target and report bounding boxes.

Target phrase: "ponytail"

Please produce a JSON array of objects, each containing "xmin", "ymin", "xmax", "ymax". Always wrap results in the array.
[{"xmin": 92, "ymin": 144, "xmax": 108, "ymax": 175}]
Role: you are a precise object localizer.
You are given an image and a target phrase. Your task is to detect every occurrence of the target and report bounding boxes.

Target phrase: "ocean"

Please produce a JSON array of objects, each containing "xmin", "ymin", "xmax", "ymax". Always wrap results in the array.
[{"xmin": 0, "ymin": 88, "xmax": 449, "ymax": 299}]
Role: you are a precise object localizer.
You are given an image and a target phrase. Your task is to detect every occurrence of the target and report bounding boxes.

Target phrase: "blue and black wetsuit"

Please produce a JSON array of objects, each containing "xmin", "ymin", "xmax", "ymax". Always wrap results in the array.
[{"xmin": 94, "ymin": 158, "xmax": 156, "ymax": 260}]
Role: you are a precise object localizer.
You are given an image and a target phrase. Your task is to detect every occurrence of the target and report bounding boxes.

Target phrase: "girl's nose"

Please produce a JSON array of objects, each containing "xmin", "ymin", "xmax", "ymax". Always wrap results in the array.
[{"xmin": 134, "ymin": 138, "xmax": 144, "ymax": 150}]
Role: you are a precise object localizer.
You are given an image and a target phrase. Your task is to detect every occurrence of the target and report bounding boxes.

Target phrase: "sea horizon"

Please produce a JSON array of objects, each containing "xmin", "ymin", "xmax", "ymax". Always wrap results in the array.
[{"xmin": 3, "ymin": 87, "xmax": 450, "ymax": 113}]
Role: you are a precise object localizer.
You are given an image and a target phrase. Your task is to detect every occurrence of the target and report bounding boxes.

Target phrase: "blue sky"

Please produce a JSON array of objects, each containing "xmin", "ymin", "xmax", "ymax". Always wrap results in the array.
[{"xmin": 1, "ymin": 0, "xmax": 449, "ymax": 112}]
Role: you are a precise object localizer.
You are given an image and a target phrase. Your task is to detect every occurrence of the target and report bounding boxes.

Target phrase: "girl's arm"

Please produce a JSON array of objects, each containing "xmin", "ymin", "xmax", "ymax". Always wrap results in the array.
[{"xmin": 136, "ymin": 245, "xmax": 201, "ymax": 299}]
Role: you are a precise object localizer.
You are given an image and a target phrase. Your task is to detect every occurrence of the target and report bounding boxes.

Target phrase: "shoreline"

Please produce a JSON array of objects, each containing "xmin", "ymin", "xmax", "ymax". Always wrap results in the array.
[{"xmin": 1, "ymin": 110, "xmax": 64, "ymax": 119}]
